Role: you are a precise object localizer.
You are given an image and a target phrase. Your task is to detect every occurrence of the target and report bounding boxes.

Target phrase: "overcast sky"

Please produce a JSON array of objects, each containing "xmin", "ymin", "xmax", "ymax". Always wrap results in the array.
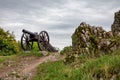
[{"xmin": 0, "ymin": 0, "xmax": 120, "ymax": 50}]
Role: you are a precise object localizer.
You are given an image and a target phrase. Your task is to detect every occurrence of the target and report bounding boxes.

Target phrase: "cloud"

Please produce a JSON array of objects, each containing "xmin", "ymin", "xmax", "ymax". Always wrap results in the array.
[{"xmin": 0, "ymin": 0, "xmax": 120, "ymax": 49}]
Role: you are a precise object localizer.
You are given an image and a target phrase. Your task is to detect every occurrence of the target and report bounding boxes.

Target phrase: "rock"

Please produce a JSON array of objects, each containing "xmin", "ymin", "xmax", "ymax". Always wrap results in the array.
[
  {"xmin": 40, "ymin": 51, "xmax": 49, "ymax": 56},
  {"xmin": 64, "ymin": 10, "xmax": 120, "ymax": 64},
  {"xmin": 72, "ymin": 20, "xmax": 120, "ymax": 55},
  {"xmin": 112, "ymin": 10, "xmax": 120, "ymax": 36}
]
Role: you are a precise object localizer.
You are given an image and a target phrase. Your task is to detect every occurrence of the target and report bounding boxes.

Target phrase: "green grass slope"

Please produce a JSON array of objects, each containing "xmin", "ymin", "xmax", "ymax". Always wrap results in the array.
[{"xmin": 33, "ymin": 48, "xmax": 120, "ymax": 80}]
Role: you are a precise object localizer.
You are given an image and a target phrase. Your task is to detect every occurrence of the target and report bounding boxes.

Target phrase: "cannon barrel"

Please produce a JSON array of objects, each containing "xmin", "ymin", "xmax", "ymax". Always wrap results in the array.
[{"xmin": 22, "ymin": 29, "xmax": 36, "ymax": 36}]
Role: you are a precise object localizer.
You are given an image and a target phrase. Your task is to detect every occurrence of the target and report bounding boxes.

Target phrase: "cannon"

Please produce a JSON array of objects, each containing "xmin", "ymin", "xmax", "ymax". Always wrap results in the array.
[
  {"xmin": 21, "ymin": 29, "xmax": 49, "ymax": 51},
  {"xmin": 21, "ymin": 29, "xmax": 57, "ymax": 52}
]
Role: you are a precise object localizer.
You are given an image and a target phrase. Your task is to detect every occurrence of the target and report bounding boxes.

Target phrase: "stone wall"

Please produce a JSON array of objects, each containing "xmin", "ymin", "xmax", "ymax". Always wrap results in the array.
[
  {"xmin": 72, "ymin": 22, "xmax": 117, "ymax": 56},
  {"xmin": 72, "ymin": 10, "xmax": 120, "ymax": 56},
  {"xmin": 63, "ymin": 10, "xmax": 120, "ymax": 63},
  {"xmin": 72, "ymin": 11, "xmax": 120, "ymax": 55}
]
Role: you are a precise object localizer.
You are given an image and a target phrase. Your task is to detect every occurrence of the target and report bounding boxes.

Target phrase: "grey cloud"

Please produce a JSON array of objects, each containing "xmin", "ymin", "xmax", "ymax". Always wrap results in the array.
[{"xmin": 0, "ymin": 0, "xmax": 120, "ymax": 49}]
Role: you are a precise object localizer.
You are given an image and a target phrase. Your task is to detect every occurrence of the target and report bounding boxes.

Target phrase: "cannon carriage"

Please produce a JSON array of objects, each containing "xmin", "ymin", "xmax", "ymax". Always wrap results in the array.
[{"xmin": 21, "ymin": 29, "xmax": 57, "ymax": 52}]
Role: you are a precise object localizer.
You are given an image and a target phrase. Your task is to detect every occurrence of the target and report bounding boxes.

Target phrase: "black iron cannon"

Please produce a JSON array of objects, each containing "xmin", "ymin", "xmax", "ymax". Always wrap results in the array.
[{"xmin": 21, "ymin": 29, "xmax": 58, "ymax": 52}]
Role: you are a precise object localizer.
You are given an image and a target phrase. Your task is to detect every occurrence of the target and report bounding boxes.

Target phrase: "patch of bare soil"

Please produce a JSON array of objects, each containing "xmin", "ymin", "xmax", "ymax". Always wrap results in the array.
[{"xmin": 0, "ymin": 52, "xmax": 62, "ymax": 80}]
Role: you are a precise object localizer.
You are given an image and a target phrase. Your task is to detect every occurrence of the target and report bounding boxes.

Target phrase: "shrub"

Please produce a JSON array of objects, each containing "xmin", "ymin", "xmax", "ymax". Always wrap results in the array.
[
  {"xmin": 60, "ymin": 46, "xmax": 75, "ymax": 63},
  {"xmin": 60, "ymin": 46, "xmax": 72, "ymax": 55},
  {"xmin": 0, "ymin": 27, "xmax": 20, "ymax": 55}
]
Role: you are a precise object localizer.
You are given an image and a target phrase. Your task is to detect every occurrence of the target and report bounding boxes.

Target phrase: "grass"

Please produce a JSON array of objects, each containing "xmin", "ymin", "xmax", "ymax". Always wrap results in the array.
[
  {"xmin": 33, "ymin": 60, "xmax": 84, "ymax": 80},
  {"xmin": 17, "ymin": 50, "xmax": 43, "ymax": 57},
  {"xmin": 0, "ymin": 42, "xmax": 43, "ymax": 73},
  {"xmin": 80, "ymin": 55, "xmax": 120, "ymax": 79},
  {"xmin": 33, "ymin": 48, "xmax": 120, "ymax": 80},
  {"xmin": 33, "ymin": 61, "xmax": 76, "ymax": 80},
  {"xmin": 0, "ymin": 55, "xmax": 17, "ymax": 63},
  {"xmin": 0, "ymin": 54, "xmax": 18, "ymax": 72},
  {"xmin": 16, "ymin": 42, "xmax": 43, "ymax": 57},
  {"xmin": 0, "ymin": 50, "xmax": 43, "ymax": 73},
  {"xmin": 0, "ymin": 50, "xmax": 43, "ymax": 64}
]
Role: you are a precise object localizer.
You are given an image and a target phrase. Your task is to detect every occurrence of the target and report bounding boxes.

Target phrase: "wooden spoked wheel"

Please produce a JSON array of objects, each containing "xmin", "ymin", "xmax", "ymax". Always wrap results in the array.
[
  {"xmin": 38, "ymin": 31, "xmax": 49, "ymax": 51},
  {"xmin": 21, "ymin": 33, "xmax": 33, "ymax": 51}
]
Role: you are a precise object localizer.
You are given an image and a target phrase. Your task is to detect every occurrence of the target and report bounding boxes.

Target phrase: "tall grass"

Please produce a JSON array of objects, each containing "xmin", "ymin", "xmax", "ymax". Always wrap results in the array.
[
  {"xmin": 33, "ymin": 49, "xmax": 120, "ymax": 80},
  {"xmin": 33, "ymin": 61, "xmax": 76, "ymax": 80}
]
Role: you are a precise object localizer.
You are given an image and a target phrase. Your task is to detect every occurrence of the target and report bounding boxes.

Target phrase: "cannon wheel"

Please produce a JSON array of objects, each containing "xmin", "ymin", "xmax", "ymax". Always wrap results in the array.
[
  {"xmin": 38, "ymin": 31, "xmax": 49, "ymax": 51},
  {"xmin": 21, "ymin": 33, "xmax": 33, "ymax": 51}
]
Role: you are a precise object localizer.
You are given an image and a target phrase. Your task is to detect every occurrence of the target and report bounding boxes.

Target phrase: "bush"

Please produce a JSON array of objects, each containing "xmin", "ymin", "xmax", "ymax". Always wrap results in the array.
[
  {"xmin": 60, "ymin": 46, "xmax": 75, "ymax": 63},
  {"xmin": 0, "ymin": 27, "xmax": 20, "ymax": 55},
  {"xmin": 60, "ymin": 46, "xmax": 72, "ymax": 55}
]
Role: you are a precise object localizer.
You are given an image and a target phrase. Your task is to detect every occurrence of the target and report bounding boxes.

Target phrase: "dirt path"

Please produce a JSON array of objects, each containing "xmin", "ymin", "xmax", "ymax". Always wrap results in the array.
[{"xmin": 0, "ymin": 53, "xmax": 61, "ymax": 80}]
